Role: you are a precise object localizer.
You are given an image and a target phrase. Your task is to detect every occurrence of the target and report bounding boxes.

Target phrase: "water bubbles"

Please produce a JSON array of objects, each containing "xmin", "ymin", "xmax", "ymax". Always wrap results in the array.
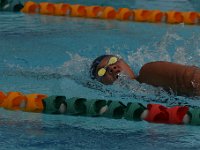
[{"xmin": 173, "ymin": 47, "xmax": 187, "ymax": 64}]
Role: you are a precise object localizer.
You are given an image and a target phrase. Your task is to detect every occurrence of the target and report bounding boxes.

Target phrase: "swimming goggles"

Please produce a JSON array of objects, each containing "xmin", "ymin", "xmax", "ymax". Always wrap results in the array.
[{"xmin": 97, "ymin": 56, "xmax": 118, "ymax": 77}]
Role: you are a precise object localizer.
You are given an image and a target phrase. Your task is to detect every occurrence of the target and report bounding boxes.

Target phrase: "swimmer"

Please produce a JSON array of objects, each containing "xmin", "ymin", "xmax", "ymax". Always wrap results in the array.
[
  {"xmin": 0, "ymin": 0, "xmax": 24, "ymax": 11},
  {"xmin": 90, "ymin": 54, "xmax": 200, "ymax": 96}
]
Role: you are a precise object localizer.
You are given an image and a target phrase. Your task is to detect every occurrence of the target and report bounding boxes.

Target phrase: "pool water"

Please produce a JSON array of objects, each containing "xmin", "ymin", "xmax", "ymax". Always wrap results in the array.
[{"xmin": 1, "ymin": 0, "xmax": 200, "ymax": 149}]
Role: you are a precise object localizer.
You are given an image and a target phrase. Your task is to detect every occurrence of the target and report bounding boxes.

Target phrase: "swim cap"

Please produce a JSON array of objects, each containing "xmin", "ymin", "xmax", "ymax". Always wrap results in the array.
[{"xmin": 90, "ymin": 55, "xmax": 112, "ymax": 79}]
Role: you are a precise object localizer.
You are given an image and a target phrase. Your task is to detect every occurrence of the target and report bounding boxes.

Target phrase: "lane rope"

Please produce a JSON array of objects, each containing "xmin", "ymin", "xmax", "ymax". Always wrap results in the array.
[
  {"xmin": 20, "ymin": 1, "xmax": 200, "ymax": 25},
  {"xmin": 0, "ymin": 91, "xmax": 200, "ymax": 126}
]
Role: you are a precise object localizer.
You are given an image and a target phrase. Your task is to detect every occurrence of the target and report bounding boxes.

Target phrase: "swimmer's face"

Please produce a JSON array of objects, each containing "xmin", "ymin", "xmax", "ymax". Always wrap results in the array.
[{"xmin": 95, "ymin": 56, "xmax": 136, "ymax": 85}]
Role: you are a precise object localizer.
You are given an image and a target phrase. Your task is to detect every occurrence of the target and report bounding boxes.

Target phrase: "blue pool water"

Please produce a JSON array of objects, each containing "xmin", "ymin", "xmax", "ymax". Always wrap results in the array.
[{"xmin": 1, "ymin": 0, "xmax": 200, "ymax": 149}]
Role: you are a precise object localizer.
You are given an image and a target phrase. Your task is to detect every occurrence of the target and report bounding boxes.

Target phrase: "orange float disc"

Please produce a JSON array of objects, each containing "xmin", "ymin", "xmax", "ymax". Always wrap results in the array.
[
  {"xmin": 182, "ymin": 12, "xmax": 198, "ymax": 24},
  {"xmin": 116, "ymin": 8, "xmax": 134, "ymax": 21},
  {"xmin": 100, "ymin": 6, "xmax": 116, "ymax": 19},
  {"xmin": 165, "ymin": 11, "xmax": 183, "ymax": 24},
  {"xmin": 0, "ymin": 91, "xmax": 6, "ymax": 106},
  {"xmin": 54, "ymin": 3, "xmax": 71, "ymax": 16},
  {"xmin": 86, "ymin": 6, "xmax": 103, "ymax": 18},
  {"xmin": 71, "ymin": 4, "xmax": 87, "ymax": 17},
  {"xmin": 133, "ymin": 9, "xmax": 151, "ymax": 22},
  {"xmin": 23, "ymin": 94, "xmax": 47, "ymax": 113},
  {"xmin": 2, "ymin": 92, "xmax": 27, "ymax": 110},
  {"xmin": 39, "ymin": 2, "xmax": 55, "ymax": 15},
  {"xmin": 21, "ymin": 1, "xmax": 39, "ymax": 13},
  {"xmin": 148, "ymin": 10, "xmax": 164, "ymax": 23}
]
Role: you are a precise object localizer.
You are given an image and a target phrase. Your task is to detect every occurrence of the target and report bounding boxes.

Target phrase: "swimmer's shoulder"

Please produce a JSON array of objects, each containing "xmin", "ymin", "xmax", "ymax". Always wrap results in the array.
[
  {"xmin": 140, "ymin": 61, "xmax": 173, "ymax": 70},
  {"xmin": 140, "ymin": 61, "xmax": 195, "ymax": 69},
  {"xmin": 140, "ymin": 61, "xmax": 200, "ymax": 74}
]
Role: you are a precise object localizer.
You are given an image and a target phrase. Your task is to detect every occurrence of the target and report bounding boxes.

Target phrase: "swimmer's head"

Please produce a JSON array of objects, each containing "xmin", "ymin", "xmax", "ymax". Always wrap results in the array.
[{"xmin": 90, "ymin": 55, "xmax": 136, "ymax": 85}]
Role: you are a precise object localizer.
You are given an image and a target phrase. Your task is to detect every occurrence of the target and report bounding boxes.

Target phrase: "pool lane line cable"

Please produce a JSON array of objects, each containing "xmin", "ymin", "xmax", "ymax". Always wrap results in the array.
[
  {"xmin": 20, "ymin": 1, "xmax": 200, "ymax": 25},
  {"xmin": 1, "ymin": 91, "xmax": 200, "ymax": 126}
]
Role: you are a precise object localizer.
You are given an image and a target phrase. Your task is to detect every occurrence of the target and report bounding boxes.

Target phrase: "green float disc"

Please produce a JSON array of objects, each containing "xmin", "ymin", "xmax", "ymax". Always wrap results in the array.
[
  {"xmin": 103, "ymin": 100, "xmax": 126, "ymax": 119},
  {"xmin": 43, "ymin": 96, "xmax": 66, "ymax": 114},
  {"xmin": 124, "ymin": 102, "xmax": 146, "ymax": 121},
  {"xmin": 65, "ymin": 97, "xmax": 86, "ymax": 115},
  {"xmin": 84, "ymin": 99, "xmax": 107, "ymax": 116},
  {"xmin": 188, "ymin": 108, "xmax": 200, "ymax": 125}
]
